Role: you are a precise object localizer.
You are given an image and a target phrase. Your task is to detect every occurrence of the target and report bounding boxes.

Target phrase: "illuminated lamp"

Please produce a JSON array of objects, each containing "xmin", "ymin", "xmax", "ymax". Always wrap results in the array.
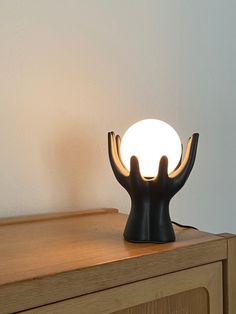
[{"xmin": 108, "ymin": 119, "xmax": 199, "ymax": 243}]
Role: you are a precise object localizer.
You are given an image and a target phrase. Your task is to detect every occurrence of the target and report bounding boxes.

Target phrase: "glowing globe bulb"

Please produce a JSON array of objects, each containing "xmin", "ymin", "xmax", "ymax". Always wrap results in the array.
[{"xmin": 120, "ymin": 119, "xmax": 182, "ymax": 178}]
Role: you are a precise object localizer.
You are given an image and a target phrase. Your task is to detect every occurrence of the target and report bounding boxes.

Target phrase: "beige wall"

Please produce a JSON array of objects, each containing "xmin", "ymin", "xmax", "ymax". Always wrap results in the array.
[{"xmin": 0, "ymin": 1, "xmax": 235, "ymax": 233}]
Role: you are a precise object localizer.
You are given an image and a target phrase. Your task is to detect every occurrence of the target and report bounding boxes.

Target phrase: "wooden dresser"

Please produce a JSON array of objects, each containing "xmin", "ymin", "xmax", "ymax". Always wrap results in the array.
[{"xmin": 0, "ymin": 208, "xmax": 235, "ymax": 314}]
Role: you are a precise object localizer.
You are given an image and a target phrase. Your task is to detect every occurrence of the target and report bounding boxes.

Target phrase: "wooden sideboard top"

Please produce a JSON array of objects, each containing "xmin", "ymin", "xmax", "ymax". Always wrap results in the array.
[
  {"xmin": 0, "ymin": 208, "xmax": 228, "ymax": 313},
  {"xmin": 0, "ymin": 208, "xmax": 226, "ymax": 286}
]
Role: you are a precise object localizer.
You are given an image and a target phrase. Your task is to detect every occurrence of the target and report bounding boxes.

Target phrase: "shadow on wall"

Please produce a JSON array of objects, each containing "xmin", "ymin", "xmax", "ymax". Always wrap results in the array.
[{"xmin": 43, "ymin": 123, "xmax": 98, "ymax": 211}]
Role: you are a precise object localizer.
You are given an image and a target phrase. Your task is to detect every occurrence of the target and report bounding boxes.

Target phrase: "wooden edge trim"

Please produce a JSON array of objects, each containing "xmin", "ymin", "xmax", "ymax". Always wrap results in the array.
[
  {"xmin": 217, "ymin": 233, "xmax": 236, "ymax": 239},
  {"xmin": 217, "ymin": 233, "xmax": 236, "ymax": 314},
  {"xmin": 21, "ymin": 262, "xmax": 223, "ymax": 314},
  {"xmin": 0, "ymin": 208, "xmax": 119, "ymax": 226}
]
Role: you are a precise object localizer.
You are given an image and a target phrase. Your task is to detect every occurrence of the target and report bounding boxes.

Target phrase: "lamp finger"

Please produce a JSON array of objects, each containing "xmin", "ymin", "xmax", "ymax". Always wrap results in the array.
[
  {"xmin": 115, "ymin": 135, "xmax": 128, "ymax": 171},
  {"xmin": 155, "ymin": 155, "xmax": 169, "ymax": 184},
  {"xmin": 108, "ymin": 132, "xmax": 129, "ymax": 186},
  {"xmin": 171, "ymin": 143, "xmax": 183, "ymax": 173},
  {"xmin": 129, "ymin": 155, "xmax": 143, "ymax": 184},
  {"xmin": 170, "ymin": 133, "xmax": 199, "ymax": 189}
]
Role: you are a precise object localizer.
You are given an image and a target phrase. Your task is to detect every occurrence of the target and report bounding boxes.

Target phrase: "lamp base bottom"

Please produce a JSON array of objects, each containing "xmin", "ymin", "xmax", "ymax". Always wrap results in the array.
[
  {"xmin": 124, "ymin": 236, "xmax": 175, "ymax": 244},
  {"xmin": 123, "ymin": 237, "xmax": 175, "ymax": 244},
  {"xmin": 123, "ymin": 206, "xmax": 176, "ymax": 244}
]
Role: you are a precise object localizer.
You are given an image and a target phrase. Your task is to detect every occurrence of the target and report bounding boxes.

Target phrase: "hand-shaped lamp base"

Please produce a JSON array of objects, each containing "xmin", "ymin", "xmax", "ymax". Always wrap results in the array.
[
  {"xmin": 123, "ymin": 177, "xmax": 175, "ymax": 243},
  {"xmin": 108, "ymin": 132, "xmax": 199, "ymax": 243}
]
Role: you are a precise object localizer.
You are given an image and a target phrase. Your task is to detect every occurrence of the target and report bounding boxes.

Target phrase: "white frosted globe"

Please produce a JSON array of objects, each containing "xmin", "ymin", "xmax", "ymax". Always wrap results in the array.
[{"xmin": 120, "ymin": 119, "xmax": 182, "ymax": 177}]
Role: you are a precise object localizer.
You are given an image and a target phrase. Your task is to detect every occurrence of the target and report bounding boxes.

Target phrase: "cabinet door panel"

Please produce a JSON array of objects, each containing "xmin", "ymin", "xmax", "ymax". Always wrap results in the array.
[{"xmin": 114, "ymin": 288, "xmax": 209, "ymax": 314}]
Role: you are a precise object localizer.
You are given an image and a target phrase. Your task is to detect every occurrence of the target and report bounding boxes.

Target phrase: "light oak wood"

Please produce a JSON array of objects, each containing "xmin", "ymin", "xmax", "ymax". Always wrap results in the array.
[
  {"xmin": 0, "ymin": 209, "xmax": 236, "ymax": 314},
  {"xmin": 22, "ymin": 262, "xmax": 222, "ymax": 314},
  {"xmin": 0, "ymin": 208, "xmax": 118, "ymax": 226},
  {"xmin": 113, "ymin": 288, "xmax": 209, "ymax": 314},
  {"xmin": 219, "ymin": 233, "xmax": 236, "ymax": 314},
  {"xmin": 0, "ymin": 209, "xmax": 226, "ymax": 286},
  {"xmin": 0, "ymin": 210, "xmax": 227, "ymax": 313}
]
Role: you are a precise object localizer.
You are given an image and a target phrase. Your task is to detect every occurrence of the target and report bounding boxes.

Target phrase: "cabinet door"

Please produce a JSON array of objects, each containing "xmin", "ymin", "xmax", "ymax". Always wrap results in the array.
[
  {"xmin": 113, "ymin": 287, "xmax": 209, "ymax": 314},
  {"xmin": 22, "ymin": 262, "xmax": 223, "ymax": 314}
]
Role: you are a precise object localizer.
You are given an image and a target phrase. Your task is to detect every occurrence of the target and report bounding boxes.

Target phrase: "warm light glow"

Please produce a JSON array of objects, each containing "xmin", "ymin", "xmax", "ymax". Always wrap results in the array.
[{"xmin": 120, "ymin": 119, "xmax": 182, "ymax": 177}]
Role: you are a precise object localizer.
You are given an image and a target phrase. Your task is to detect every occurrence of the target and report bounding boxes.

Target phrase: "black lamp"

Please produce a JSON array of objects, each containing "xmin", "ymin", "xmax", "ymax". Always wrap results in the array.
[{"xmin": 108, "ymin": 119, "xmax": 199, "ymax": 243}]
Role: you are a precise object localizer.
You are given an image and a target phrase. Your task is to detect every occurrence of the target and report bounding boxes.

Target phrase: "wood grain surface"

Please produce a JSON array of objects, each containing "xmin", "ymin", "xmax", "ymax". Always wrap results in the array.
[
  {"xmin": 22, "ymin": 262, "xmax": 222, "ymax": 314},
  {"xmin": 219, "ymin": 233, "xmax": 236, "ymax": 314},
  {"xmin": 0, "ymin": 208, "xmax": 118, "ymax": 226},
  {"xmin": 113, "ymin": 288, "xmax": 209, "ymax": 314},
  {"xmin": 0, "ymin": 209, "xmax": 227, "ymax": 313}
]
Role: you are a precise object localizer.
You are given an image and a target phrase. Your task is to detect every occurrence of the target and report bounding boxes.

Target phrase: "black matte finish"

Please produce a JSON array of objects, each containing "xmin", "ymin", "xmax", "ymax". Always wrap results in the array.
[{"xmin": 108, "ymin": 131, "xmax": 199, "ymax": 243}]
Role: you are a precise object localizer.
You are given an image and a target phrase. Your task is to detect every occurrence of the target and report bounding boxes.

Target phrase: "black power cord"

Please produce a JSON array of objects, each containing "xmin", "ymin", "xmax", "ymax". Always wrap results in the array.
[{"xmin": 171, "ymin": 221, "xmax": 198, "ymax": 230}]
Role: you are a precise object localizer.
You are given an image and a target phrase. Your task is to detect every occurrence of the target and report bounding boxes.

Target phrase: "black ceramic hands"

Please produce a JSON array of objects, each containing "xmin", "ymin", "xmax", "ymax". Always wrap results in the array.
[{"xmin": 108, "ymin": 132, "xmax": 199, "ymax": 243}]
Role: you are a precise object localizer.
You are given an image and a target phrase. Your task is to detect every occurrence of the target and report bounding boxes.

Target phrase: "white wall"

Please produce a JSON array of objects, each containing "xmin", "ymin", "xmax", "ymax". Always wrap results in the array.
[{"xmin": 0, "ymin": 0, "xmax": 235, "ymax": 233}]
